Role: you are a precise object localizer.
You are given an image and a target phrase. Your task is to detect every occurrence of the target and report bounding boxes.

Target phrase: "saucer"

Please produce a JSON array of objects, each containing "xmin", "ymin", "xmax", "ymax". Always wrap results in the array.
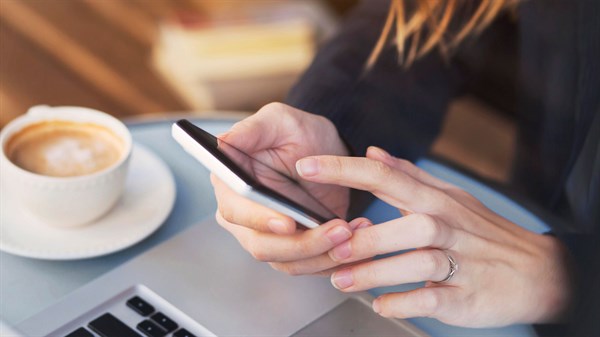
[{"xmin": 0, "ymin": 143, "xmax": 176, "ymax": 260}]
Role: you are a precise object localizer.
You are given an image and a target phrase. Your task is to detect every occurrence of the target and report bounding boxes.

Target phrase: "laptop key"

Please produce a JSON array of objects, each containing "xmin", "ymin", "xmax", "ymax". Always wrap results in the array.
[
  {"xmin": 88, "ymin": 313, "xmax": 142, "ymax": 337},
  {"xmin": 173, "ymin": 328, "xmax": 197, "ymax": 337},
  {"xmin": 65, "ymin": 327, "xmax": 94, "ymax": 337},
  {"xmin": 150, "ymin": 312, "xmax": 178, "ymax": 332},
  {"xmin": 127, "ymin": 296, "xmax": 155, "ymax": 316},
  {"xmin": 137, "ymin": 320, "xmax": 168, "ymax": 337}
]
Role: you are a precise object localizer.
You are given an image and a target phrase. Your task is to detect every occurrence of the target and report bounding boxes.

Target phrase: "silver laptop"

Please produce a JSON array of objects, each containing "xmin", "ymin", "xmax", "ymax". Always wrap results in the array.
[{"xmin": 9, "ymin": 216, "xmax": 427, "ymax": 337}]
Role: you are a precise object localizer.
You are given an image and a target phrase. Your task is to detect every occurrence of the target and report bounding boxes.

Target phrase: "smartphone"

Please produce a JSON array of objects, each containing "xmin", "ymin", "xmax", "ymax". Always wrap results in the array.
[{"xmin": 172, "ymin": 119, "xmax": 341, "ymax": 228}]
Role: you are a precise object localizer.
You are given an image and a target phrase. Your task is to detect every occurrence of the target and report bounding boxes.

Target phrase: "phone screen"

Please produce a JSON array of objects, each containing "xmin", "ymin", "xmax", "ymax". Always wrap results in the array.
[{"xmin": 176, "ymin": 120, "xmax": 340, "ymax": 224}]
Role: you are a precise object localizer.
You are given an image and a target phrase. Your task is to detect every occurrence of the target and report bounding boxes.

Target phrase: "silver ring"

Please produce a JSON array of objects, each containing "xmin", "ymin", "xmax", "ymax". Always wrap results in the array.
[{"xmin": 436, "ymin": 253, "xmax": 458, "ymax": 283}]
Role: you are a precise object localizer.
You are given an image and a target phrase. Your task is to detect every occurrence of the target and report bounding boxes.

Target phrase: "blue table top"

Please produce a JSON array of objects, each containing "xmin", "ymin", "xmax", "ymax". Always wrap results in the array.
[{"xmin": 1, "ymin": 117, "xmax": 545, "ymax": 336}]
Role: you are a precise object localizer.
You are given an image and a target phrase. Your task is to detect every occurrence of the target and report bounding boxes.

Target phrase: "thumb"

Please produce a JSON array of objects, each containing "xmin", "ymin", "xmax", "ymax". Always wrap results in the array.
[{"xmin": 218, "ymin": 109, "xmax": 284, "ymax": 153}]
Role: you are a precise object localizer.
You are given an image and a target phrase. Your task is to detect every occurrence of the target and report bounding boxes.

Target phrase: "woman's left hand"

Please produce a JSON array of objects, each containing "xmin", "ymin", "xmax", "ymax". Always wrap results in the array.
[{"xmin": 295, "ymin": 146, "xmax": 574, "ymax": 327}]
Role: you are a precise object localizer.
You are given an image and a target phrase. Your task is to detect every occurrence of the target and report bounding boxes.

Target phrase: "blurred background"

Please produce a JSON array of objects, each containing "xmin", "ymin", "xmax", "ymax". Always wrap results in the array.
[
  {"xmin": 0, "ymin": 0, "xmax": 515, "ymax": 184},
  {"xmin": 0, "ymin": 0, "xmax": 353, "ymax": 123}
]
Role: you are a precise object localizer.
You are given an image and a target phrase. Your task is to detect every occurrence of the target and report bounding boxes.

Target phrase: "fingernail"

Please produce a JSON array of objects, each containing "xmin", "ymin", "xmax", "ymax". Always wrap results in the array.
[
  {"xmin": 329, "ymin": 241, "xmax": 352, "ymax": 261},
  {"xmin": 268, "ymin": 218, "xmax": 290, "ymax": 234},
  {"xmin": 296, "ymin": 158, "xmax": 319, "ymax": 177},
  {"xmin": 326, "ymin": 226, "xmax": 352, "ymax": 244},
  {"xmin": 372, "ymin": 299, "xmax": 381, "ymax": 314},
  {"xmin": 357, "ymin": 221, "xmax": 371, "ymax": 229},
  {"xmin": 331, "ymin": 269, "xmax": 353, "ymax": 289},
  {"xmin": 349, "ymin": 219, "xmax": 370, "ymax": 230}
]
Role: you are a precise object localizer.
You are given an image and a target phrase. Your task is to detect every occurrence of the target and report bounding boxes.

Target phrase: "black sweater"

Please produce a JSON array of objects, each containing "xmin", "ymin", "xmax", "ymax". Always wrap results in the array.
[{"xmin": 286, "ymin": 0, "xmax": 600, "ymax": 336}]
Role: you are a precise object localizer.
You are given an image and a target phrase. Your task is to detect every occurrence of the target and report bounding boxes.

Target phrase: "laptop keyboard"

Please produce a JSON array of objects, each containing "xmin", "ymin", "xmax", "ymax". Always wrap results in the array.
[{"xmin": 64, "ymin": 295, "xmax": 196, "ymax": 337}]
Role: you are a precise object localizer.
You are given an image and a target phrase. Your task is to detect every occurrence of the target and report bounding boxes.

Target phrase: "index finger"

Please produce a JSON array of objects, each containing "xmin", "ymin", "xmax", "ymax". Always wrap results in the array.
[{"xmin": 296, "ymin": 156, "xmax": 448, "ymax": 214}]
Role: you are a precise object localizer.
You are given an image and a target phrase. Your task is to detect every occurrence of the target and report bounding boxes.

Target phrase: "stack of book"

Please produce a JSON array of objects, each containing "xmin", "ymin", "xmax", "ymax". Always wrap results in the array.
[{"xmin": 152, "ymin": 1, "xmax": 337, "ymax": 112}]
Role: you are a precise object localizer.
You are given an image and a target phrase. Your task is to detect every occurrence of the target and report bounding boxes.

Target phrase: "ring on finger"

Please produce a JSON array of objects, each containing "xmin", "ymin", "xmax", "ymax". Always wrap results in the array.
[{"xmin": 435, "ymin": 251, "xmax": 458, "ymax": 283}]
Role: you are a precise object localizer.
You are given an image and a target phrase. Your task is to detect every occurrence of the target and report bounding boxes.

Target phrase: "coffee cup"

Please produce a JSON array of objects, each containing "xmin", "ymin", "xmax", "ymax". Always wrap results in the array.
[{"xmin": 0, "ymin": 105, "xmax": 132, "ymax": 227}]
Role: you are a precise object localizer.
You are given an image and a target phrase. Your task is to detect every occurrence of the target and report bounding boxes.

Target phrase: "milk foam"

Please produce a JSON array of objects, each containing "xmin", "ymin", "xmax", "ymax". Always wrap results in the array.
[{"xmin": 6, "ymin": 121, "xmax": 123, "ymax": 177}]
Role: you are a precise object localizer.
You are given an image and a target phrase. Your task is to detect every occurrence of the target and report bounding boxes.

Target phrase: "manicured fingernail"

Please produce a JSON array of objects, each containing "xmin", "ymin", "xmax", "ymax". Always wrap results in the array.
[
  {"xmin": 296, "ymin": 158, "xmax": 319, "ymax": 177},
  {"xmin": 326, "ymin": 226, "xmax": 352, "ymax": 244},
  {"xmin": 331, "ymin": 269, "xmax": 353, "ymax": 289},
  {"xmin": 372, "ymin": 299, "xmax": 381, "ymax": 313},
  {"xmin": 329, "ymin": 241, "xmax": 352, "ymax": 261},
  {"xmin": 268, "ymin": 219, "xmax": 290, "ymax": 234}
]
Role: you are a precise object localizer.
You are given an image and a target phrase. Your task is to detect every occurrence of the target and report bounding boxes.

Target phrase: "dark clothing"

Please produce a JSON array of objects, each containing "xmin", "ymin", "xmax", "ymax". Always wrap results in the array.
[{"xmin": 286, "ymin": 0, "xmax": 599, "ymax": 336}]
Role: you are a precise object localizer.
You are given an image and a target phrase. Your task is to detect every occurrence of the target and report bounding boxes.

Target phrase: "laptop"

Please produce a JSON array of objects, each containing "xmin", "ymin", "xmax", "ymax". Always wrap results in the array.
[{"xmin": 8, "ymin": 216, "xmax": 428, "ymax": 337}]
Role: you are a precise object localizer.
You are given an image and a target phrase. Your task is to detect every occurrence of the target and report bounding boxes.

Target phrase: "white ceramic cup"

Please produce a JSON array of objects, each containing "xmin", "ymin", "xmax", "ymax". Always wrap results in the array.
[{"xmin": 0, "ymin": 106, "xmax": 132, "ymax": 227}]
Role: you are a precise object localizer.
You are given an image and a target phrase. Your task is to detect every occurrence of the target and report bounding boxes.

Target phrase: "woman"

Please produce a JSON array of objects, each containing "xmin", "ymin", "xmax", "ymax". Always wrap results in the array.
[{"xmin": 210, "ymin": 0, "xmax": 599, "ymax": 333}]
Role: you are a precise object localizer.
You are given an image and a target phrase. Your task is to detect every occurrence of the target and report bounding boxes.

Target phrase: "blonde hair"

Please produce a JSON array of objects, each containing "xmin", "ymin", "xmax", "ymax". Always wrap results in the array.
[{"xmin": 367, "ymin": 0, "xmax": 518, "ymax": 69}]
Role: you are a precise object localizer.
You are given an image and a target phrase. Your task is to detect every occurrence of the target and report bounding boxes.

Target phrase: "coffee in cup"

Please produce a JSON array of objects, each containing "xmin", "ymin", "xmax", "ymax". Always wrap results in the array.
[
  {"xmin": 0, "ymin": 106, "xmax": 132, "ymax": 227},
  {"xmin": 5, "ymin": 120, "xmax": 124, "ymax": 177}
]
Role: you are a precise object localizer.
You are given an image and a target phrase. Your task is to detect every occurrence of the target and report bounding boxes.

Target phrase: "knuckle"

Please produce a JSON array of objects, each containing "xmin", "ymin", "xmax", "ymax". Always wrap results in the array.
[
  {"xmin": 419, "ymin": 251, "xmax": 444, "ymax": 280},
  {"xmin": 360, "ymin": 228, "xmax": 381, "ymax": 255},
  {"xmin": 271, "ymin": 262, "xmax": 300, "ymax": 276},
  {"xmin": 249, "ymin": 248, "xmax": 268, "ymax": 262},
  {"xmin": 326, "ymin": 155, "xmax": 345, "ymax": 177},
  {"xmin": 419, "ymin": 290, "xmax": 441, "ymax": 317},
  {"xmin": 260, "ymin": 101, "xmax": 286, "ymax": 114},
  {"xmin": 218, "ymin": 203, "xmax": 236, "ymax": 224},
  {"xmin": 249, "ymin": 213, "xmax": 268, "ymax": 232},
  {"xmin": 415, "ymin": 214, "xmax": 441, "ymax": 246},
  {"xmin": 295, "ymin": 233, "xmax": 318, "ymax": 257},
  {"xmin": 246, "ymin": 237, "xmax": 269, "ymax": 262},
  {"xmin": 306, "ymin": 229, "xmax": 346, "ymax": 261},
  {"xmin": 369, "ymin": 160, "xmax": 394, "ymax": 190},
  {"xmin": 282, "ymin": 263, "xmax": 303, "ymax": 276},
  {"xmin": 372, "ymin": 159, "xmax": 392, "ymax": 178},
  {"xmin": 359, "ymin": 265, "xmax": 380, "ymax": 288}
]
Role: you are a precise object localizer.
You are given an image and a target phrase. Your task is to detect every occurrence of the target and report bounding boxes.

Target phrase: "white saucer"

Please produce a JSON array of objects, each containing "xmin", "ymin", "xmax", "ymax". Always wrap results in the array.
[{"xmin": 0, "ymin": 143, "xmax": 176, "ymax": 260}]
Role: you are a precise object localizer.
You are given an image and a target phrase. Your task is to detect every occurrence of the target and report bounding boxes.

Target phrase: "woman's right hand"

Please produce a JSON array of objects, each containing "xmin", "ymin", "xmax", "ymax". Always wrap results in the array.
[{"xmin": 211, "ymin": 103, "xmax": 359, "ymax": 274}]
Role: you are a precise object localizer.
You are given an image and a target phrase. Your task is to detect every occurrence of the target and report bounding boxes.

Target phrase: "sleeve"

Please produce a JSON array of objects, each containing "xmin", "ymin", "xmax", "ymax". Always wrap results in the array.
[{"xmin": 285, "ymin": 0, "xmax": 465, "ymax": 160}]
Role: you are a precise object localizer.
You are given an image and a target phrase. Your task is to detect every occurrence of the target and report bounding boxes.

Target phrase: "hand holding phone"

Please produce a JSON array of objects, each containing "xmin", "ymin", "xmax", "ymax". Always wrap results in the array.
[
  {"xmin": 172, "ymin": 119, "xmax": 342, "ymax": 228},
  {"xmin": 171, "ymin": 104, "xmax": 359, "ymax": 276}
]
